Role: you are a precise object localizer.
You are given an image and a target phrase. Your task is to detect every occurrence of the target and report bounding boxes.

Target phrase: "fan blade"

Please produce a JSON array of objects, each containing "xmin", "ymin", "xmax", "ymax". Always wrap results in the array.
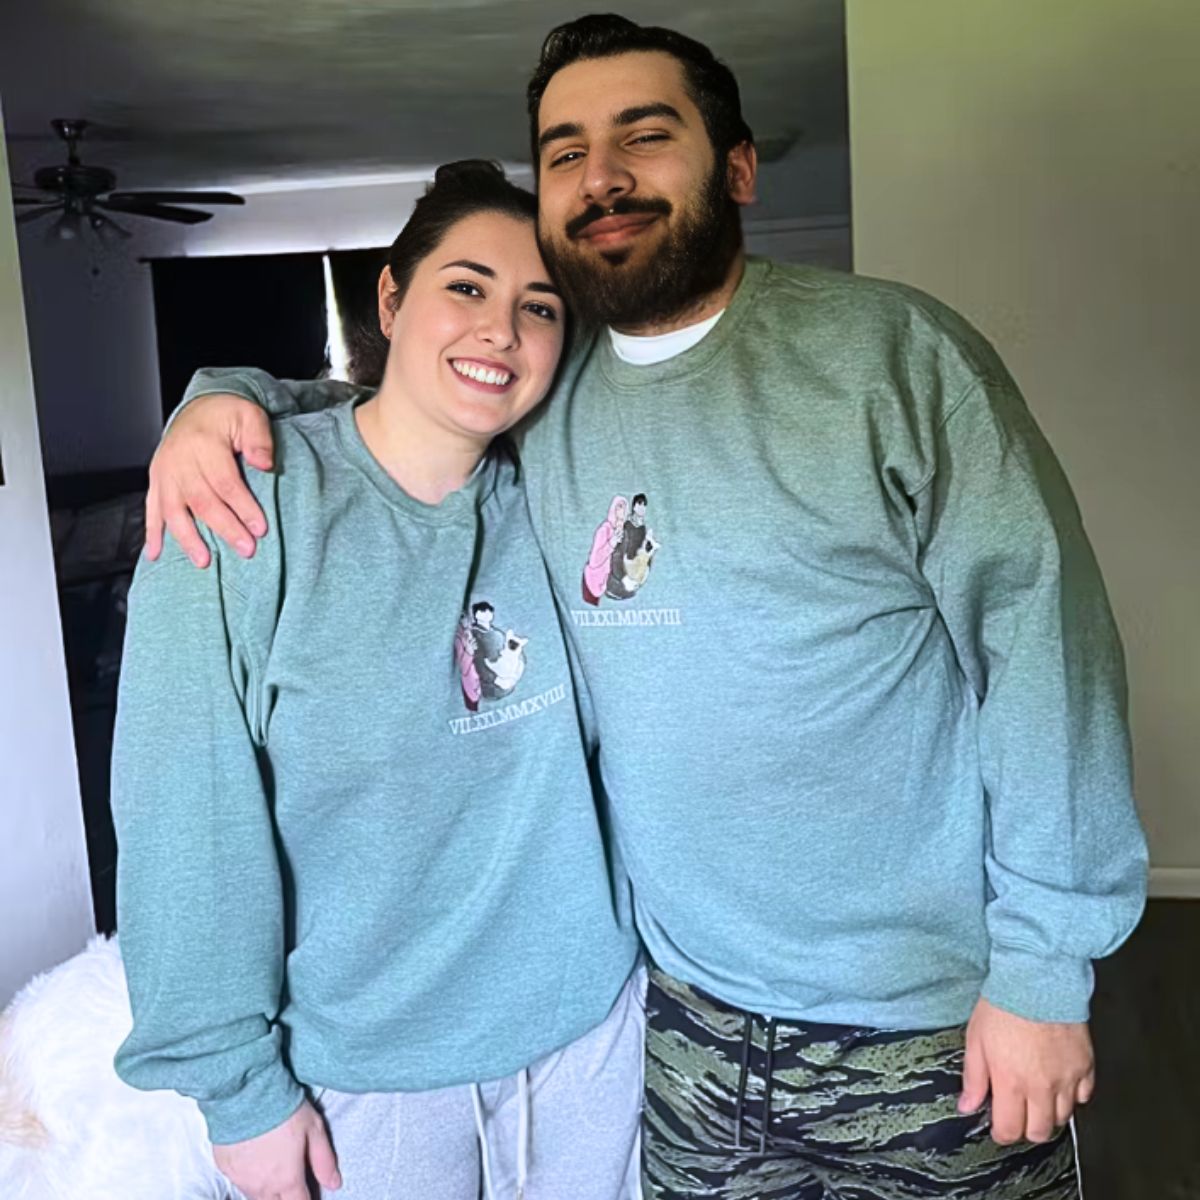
[
  {"xmin": 106, "ymin": 190, "xmax": 244, "ymax": 206},
  {"xmin": 14, "ymin": 196, "xmax": 53, "ymax": 205},
  {"xmin": 17, "ymin": 204, "xmax": 61, "ymax": 224},
  {"xmin": 98, "ymin": 198, "xmax": 213, "ymax": 225}
]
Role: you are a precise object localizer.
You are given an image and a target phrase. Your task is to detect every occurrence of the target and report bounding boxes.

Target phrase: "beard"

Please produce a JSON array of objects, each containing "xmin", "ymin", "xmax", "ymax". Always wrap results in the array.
[{"xmin": 539, "ymin": 160, "xmax": 743, "ymax": 329}]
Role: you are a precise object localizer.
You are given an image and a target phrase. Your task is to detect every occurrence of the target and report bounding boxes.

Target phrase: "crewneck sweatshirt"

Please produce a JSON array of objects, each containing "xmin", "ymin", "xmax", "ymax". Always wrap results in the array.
[
  {"xmin": 113, "ymin": 393, "xmax": 638, "ymax": 1144},
  {"xmin": 179, "ymin": 258, "xmax": 1146, "ymax": 1030}
]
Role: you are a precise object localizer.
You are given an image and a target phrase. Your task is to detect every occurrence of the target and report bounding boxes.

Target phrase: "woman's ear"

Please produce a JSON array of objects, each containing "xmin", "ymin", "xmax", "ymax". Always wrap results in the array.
[{"xmin": 377, "ymin": 266, "xmax": 398, "ymax": 338}]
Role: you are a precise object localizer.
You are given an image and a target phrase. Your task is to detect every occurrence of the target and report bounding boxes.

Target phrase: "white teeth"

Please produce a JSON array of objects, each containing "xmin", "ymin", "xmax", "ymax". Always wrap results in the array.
[{"xmin": 452, "ymin": 360, "xmax": 512, "ymax": 386}]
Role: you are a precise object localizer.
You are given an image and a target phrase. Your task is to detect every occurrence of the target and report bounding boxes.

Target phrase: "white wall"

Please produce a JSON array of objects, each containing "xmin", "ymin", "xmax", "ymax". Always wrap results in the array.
[
  {"xmin": 846, "ymin": 0, "xmax": 1200, "ymax": 888},
  {"xmin": 0, "ymin": 104, "xmax": 94, "ymax": 1004}
]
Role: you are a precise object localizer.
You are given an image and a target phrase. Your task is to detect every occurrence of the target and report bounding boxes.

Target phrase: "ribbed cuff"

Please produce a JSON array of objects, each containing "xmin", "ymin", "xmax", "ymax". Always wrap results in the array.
[
  {"xmin": 199, "ymin": 1058, "xmax": 306, "ymax": 1146},
  {"xmin": 982, "ymin": 945, "xmax": 1094, "ymax": 1023}
]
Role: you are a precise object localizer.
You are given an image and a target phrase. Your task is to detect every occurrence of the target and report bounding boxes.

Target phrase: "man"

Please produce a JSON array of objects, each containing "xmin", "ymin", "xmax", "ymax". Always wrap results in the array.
[
  {"xmin": 607, "ymin": 493, "xmax": 655, "ymax": 600},
  {"xmin": 147, "ymin": 15, "xmax": 1146, "ymax": 1198}
]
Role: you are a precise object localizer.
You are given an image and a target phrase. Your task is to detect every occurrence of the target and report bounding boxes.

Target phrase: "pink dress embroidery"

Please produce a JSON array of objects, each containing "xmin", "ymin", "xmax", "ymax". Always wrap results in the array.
[
  {"xmin": 582, "ymin": 496, "xmax": 627, "ymax": 605},
  {"xmin": 454, "ymin": 622, "xmax": 482, "ymax": 711}
]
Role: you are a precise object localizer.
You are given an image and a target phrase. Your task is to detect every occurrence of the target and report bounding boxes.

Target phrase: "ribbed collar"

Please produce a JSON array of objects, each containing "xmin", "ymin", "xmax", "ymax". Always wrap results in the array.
[
  {"xmin": 594, "ymin": 257, "xmax": 773, "ymax": 392},
  {"xmin": 331, "ymin": 396, "xmax": 504, "ymax": 525}
]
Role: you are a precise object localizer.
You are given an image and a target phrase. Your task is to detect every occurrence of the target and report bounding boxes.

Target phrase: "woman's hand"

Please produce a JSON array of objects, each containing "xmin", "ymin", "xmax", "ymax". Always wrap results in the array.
[
  {"xmin": 146, "ymin": 392, "xmax": 275, "ymax": 568},
  {"xmin": 213, "ymin": 1100, "xmax": 341, "ymax": 1200}
]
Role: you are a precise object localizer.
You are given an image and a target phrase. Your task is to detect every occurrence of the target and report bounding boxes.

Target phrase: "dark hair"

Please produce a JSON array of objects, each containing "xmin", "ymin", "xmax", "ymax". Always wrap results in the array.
[
  {"xmin": 631, "ymin": 493, "xmax": 647, "ymax": 508},
  {"xmin": 526, "ymin": 14, "xmax": 754, "ymax": 167},
  {"xmin": 472, "ymin": 601, "xmax": 495, "ymax": 618},
  {"xmin": 347, "ymin": 160, "xmax": 538, "ymax": 386}
]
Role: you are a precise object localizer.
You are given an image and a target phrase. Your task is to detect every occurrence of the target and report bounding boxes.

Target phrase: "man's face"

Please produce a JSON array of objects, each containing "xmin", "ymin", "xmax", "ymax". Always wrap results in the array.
[
  {"xmin": 632, "ymin": 500, "xmax": 646, "ymax": 520},
  {"xmin": 535, "ymin": 51, "xmax": 745, "ymax": 328},
  {"xmin": 474, "ymin": 607, "xmax": 494, "ymax": 629}
]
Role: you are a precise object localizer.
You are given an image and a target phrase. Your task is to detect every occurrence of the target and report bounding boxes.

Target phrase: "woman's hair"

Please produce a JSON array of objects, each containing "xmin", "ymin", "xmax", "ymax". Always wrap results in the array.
[{"xmin": 347, "ymin": 160, "xmax": 538, "ymax": 386}]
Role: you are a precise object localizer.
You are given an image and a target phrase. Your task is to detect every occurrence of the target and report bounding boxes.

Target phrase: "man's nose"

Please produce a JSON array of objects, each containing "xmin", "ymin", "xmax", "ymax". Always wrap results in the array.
[{"xmin": 579, "ymin": 146, "xmax": 634, "ymax": 208}]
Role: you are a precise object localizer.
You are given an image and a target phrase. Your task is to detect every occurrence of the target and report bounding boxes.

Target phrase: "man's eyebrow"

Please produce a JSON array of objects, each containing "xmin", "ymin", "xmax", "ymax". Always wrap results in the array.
[
  {"xmin": 613, "ymin": 103, "xmax": 684, "ymax": 128},
  {"xmin": 538, "ymin": 122, "xmax": 583, "ymax": 152},
  {"xmin": 440, "ymin": 259, "xmax": 495, "ymax": 277}
]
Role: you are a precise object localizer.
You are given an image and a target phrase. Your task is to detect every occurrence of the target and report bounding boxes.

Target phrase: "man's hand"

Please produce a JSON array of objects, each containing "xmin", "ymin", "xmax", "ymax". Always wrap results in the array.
[
  {"xmin": 146, "ymin": 392, "xmax": 275, "ymax": 567},
  {"xmin": 959, "ymin": 997, "xmax": 1095, "ymax": 1145},
  {"xmin": 213, "ymin": 1100, "xmax": 341, "ymax": 1200}
]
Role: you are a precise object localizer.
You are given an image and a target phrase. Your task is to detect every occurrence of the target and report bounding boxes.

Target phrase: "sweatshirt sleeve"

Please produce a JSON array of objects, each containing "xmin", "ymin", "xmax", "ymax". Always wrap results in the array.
[
  {"xmin": 179, "ymin": 366, "xmax": 366, "ymax": 420},
  {"xmin": 914, "ymin": 378, "xmax": 1147, "ymax": 1023},
  {"xmin": 111, "ymin": 541, "xmax": 304, "ymax": 1144}
]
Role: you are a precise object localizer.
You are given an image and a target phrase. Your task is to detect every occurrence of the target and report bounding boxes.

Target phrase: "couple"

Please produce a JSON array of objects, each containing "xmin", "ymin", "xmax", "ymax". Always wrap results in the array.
[{"xmin": 114, "ymin": 14, "xmax": 1147, "ymax": 1200}]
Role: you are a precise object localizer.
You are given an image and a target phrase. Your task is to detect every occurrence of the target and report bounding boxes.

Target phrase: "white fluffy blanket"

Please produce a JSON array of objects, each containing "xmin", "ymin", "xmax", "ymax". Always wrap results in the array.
[{"xmin": 0, "ymin": 936, "xmax": 228, "ymax": 1199}]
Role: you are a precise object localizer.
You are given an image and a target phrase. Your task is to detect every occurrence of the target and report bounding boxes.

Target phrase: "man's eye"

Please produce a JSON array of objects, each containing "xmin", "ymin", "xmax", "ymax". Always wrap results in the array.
[
  {"xmin": 549, "ymin": 149, "xmax": 584, "ymax": 168},
  {"xmin": 448, "ymin": 281, "xmax": 483, "ymax": 297},
  {"xmin": 629, "ymin": 133, "xmax": 669, "ymax": 147}
]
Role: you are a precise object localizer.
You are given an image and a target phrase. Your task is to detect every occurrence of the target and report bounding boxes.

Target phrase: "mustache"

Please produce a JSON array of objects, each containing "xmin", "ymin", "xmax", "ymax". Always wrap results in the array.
[{"xmin": 565, "ymin": 196, "xmax": 672, "ymax": 241}]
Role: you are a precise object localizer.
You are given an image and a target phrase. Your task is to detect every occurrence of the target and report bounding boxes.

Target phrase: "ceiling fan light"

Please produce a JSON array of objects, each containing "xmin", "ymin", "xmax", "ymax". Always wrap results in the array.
[{"xmin": 48, "ymin": 211, "xmax": 83, "ymax": 242}]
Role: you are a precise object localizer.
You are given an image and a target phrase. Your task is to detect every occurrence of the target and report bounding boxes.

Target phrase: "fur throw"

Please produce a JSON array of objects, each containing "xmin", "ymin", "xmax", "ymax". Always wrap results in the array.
[{"xmin": 0, "ymin": 936, "xmax": 228, "ymax": 1199}]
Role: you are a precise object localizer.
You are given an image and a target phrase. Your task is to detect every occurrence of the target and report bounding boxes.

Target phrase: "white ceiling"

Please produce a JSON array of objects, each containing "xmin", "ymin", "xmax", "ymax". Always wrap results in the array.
[{"xmin": 1, "ymin": 0, "xmax": 847, "ymax": 193}]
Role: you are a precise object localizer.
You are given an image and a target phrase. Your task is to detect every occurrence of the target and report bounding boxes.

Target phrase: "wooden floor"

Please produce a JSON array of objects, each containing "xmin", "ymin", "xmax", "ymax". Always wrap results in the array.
[{"xmin": 1076, "ymin": 899, "xmax": 1199, "ymax": 1199}]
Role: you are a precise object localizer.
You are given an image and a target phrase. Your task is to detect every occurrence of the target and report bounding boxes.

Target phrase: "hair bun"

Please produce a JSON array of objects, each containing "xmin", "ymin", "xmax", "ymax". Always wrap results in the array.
[{"xmin": 431, "ymin": 159, "xmax": 509, "ymax": 190}]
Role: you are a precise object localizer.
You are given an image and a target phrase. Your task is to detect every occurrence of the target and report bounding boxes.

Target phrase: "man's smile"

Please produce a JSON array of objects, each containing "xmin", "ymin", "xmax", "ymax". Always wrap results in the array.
[{"xmin": 574, "ymin": 212, "xmax": 661, "ymax": 247}]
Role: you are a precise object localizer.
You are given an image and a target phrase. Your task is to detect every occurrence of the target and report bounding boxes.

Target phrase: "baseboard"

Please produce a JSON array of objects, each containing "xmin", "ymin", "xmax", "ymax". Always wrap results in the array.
[{"xmin": 1148, "ymin": 867, "xmax": 1200, "ymax": 899}]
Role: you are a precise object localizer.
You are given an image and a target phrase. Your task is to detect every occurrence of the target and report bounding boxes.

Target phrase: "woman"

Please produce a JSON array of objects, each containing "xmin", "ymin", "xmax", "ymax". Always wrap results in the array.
[
  {"xmin": 112, "ymin": 162, "xmax": 641, "ymax": 1200},
  {"xmin": 582, "ymin": 496, "xmax": 627, "ymax": 606}
]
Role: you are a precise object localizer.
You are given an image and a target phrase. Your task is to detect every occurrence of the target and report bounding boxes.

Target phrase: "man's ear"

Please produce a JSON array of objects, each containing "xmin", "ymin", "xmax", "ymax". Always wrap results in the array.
[
  {"xmin": 377, "ymin": 266, "xmax": 398, "ymax": 337},
  {"xmin": 726, "ymin": 141, "xmax": 758, "ymax": 207}
]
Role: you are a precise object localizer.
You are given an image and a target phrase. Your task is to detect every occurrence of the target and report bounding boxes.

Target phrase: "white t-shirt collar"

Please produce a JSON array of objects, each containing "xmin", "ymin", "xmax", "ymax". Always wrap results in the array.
[{"xmin": 607, "ymin": 309, "xmax": 725, "ymax": 366}]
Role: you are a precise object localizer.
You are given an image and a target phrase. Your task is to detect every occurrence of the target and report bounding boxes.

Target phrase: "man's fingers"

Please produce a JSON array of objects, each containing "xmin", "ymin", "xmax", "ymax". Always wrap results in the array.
[
  {"xmin": 144, "ymin": 485, "xmax": 164, "ymax": 560},
  {"xmin": 187, "ymin": 486, "xmax": 256, "ymax": 558},
  {"xmin": 211, "ymin": 464, "xmax": 269, "ymax": 540},
  {"xmin": 1075, "ymin": 1069, "xmax": 1095, "ymax": 1106},
  {"xmin": 308, "ymin": 1122, "xmax": 342, "ymax": 1190},
  {"xmin": 162, "ymin": 491, "xmax": 211, "ymax": 568},
  {"xmin": 957, "ymin": 1034, "xmax": 989, "ymax": 1114},
  {"xmin": 989, "ymin": 1086, "xmax": 1026, "ymax": 1145},
  {"xmin": 1024, "ymin": 1092, "xmax": 1057, "ymax": 1144},
  {"xmin": 233, "ymin": 405, "xmax": 276, "ymax": 472},
  {"xmin": 1054, "ymin": 1088, "xmax": 1076, "ymax": 1127}
]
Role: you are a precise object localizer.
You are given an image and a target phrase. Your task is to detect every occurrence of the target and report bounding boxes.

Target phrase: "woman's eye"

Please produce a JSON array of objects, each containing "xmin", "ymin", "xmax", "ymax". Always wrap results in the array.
[
  {"xmin": 448, "ymin": 281, "xmax": 483, "ymax": 297},
  {"xmin": 524, "ymin": 302, "xmax": 559, "ymax": 322}
]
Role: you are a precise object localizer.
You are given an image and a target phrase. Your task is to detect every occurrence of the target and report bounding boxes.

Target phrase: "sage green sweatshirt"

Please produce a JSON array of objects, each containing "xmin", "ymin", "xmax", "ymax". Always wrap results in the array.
[
  {"xmin": 177, "ymin": 258, "xmax": 1146, "ymax": 1031},
  {"xmin": 113, "ymin": 392, "xmax": 637, "ymax": 1145}
]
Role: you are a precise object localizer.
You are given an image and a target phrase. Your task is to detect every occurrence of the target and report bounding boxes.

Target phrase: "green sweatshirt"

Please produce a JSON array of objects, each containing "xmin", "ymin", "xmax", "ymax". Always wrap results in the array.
[
  {"xmin": 180, "ymin": 258, "xmax": 1146, "ymax": 1030},
  {"xmin": 113, "ymin": 392, "xmax": 638, "ymax": 1145}
]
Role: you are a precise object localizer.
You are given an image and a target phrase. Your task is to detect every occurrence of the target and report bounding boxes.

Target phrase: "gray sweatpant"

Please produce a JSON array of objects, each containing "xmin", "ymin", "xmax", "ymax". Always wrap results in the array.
[{"xmin": 313, "ymin": 967, "xmax": 645, "ymax": 1200}]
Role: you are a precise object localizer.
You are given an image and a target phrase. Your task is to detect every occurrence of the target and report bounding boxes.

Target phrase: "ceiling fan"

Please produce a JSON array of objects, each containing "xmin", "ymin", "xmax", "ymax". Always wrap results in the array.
[{"xmin": 11, "ymin": 119, "xmax": 245, "ymax": 241}]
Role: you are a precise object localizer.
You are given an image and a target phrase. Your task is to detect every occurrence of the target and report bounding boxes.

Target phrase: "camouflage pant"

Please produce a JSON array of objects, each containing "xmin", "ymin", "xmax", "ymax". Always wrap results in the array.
[{"xmin": 643, "ymin": 968, "xmax": 1080, "ymax": 1199}]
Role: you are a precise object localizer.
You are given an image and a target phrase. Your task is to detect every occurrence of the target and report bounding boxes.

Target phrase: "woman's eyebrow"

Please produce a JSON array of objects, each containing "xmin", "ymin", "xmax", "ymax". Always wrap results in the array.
[
  {"xmin": 441, "ymin": 259, "xmax": 494, "ymax": 277},
  {"xmin": 528, "ymin": 282, "xmax": 562, "ymax": 296}
]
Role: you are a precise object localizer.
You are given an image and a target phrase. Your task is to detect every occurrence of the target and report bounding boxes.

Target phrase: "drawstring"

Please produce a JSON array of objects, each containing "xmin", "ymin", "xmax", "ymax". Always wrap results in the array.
[
  {"xmin": 516, "ymin": 1066, "xmax": 530, "ymax": 1200},
  {"xmin": 470, "ymin": 1084, "xmax": 496, "ymax": 1200},
  {"xmin": 471, "ymin": 1070, "xmax": 531, "ymax": 1200},
  {"xmin": 733, "ymin": 1015, "xmax": 753, "ymax": 1150},
  {"xmin": 760, "ymin": 1018, "xmax": 778, "ymax": 1154}
]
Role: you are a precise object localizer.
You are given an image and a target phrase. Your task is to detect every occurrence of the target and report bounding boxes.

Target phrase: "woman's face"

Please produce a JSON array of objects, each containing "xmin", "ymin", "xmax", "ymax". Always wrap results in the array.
[{"xmin": 381, "ymin": 210, "xmax": 565, "ymax": 446}]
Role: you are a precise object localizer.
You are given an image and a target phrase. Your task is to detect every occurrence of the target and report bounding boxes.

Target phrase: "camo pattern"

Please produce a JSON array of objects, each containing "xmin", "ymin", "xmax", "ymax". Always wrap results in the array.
[{"xmin": 643, "ymin": 968, "xmax": 1080, "ymax": 1199}]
